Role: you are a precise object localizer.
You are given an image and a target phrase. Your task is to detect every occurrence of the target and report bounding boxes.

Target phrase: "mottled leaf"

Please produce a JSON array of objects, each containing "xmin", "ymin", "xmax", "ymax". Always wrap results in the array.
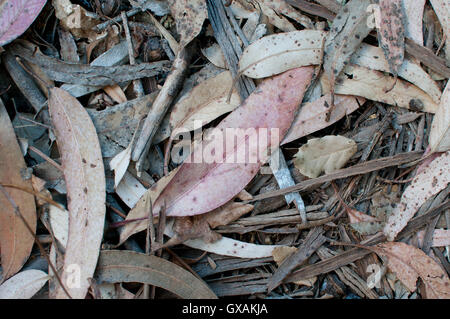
[
  {"xmin": 48, "ymin": 87, "xmax": 106, "ymax": 299},
  {"xmin": 239, "ymin": 30, "xmax": 326, "ymax": 79},
  {"xmin": 375, "ymin": 0, "xmax": 405, "ymax": 76},
  {"xmin": 323, "ymin": 0, "xmax": 373, "ymax": 94},
  {"xmin": 168, "ymin": 0, "xmax": 207, "ymax": 49},
  {"xmin": 403, "ymin": 0, "xmax": 426, "ymax": 45},
  {"xmin": 384, "ymin": 151, "xmax": 450, "ymax": 241},
  {"xmin": 373, "ymin": 242, "xmax": 450, "ymax": 298}
]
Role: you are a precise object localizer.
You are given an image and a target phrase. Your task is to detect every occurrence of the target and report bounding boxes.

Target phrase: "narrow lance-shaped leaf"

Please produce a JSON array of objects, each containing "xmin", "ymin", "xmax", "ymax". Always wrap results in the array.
[
  {"xmin": 0, "ymin": 269, "xmax": 49, "ymax": 299},
  {"xmin": 0, "ymin": 0, "xmax": 47, "ymax": 46},
  {"xmin": 152, "ymin": 67, "xmax": 314, "ymax": 218},
  {"xmin": 384, "ymin": 151, "xmax": 450, "ymax": 241},
  {"xmin": 323, "ymin": 0, "xmax": 373, "ymax": 95},
  {"xmin": 375, "ymin": 0, "xmax": 405, "ymax": 76},
  {"xmin": 48, "ymin": 87, "xmax": 106, "ymax": 299},
  {"xmin": 0, "ymin": 100, "xmax": 36, "ymax": 281},
  {"xmin": 429, "ymin": 82, "xmax": 450, "ymax": 152}
]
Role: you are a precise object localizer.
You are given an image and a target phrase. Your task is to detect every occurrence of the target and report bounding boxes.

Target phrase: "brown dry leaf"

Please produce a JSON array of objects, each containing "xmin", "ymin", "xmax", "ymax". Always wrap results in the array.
[
  {"xmin": 103, "ymin": 85, "xmax": 127, "ymax": 104},
  {"xmin": 238, "ymin": 30, "xmax": 326, "ymax": 79},
  {"xmin": 282, "ymin": 94, "xmax": 363, "ymax": 145},
  {"xmin": 384, "ymin": 151, "xmax": 450, "ymax": 241},
  {"xmin": 293, "ymin": 135, "xmax": 357, "ymax": 178},
  {"xmin": 430, "ymin": 0, "xmax": 450, "ymax": 65},
  {"xmin": 96, "ymin": 250, "xmax": 217, "ymax": 299},
  {"xmin": 429, "ymin": 82, "xmax": 450, "ymax": 153},
  {"xmin": 201, "ymin": 43, "xmax": 227, "ymax": 69},
  {"xmin": 272, "ymin": 246, "xmax": 297, "ymax": 267},
  {"xmin": 53, "ymin": 0, "xmax": 100, "ymax": 39},
  {"xmin": 169, "ymin": 71, "xmax": 241, "ymax": 137},
  {"xmin": 167, "ymin": 0, "xmax": 207, "ymax": 49},
  {"xmin": 373, "ymin": 242, "xmax": 450, "ymax": 298},
  {"xmin": 331, "ymin": 65, "xmax": 439, "ymax": 113},
  {"xmin": 109, "ymin": 146, "xmax": 132, "ymax": 188},
  {"xmin": 169, "ymin": 196, "xmax": 254, "ymax": 245},
  {"xmin": 323, "ymin": 0, "xmax": 373, "ymax": 95},
  {"xmin": 48, "ymin": 87, "xmax": 106, "ymax": 299},
  {"xmin": 258, "ymin": 0, "xmax": 313, "ymax": 30},
  {"xmin": 119, "ymin": 167, "xmax": 179, "ymax": 244},
  {"xmin": 375, "ymin": 0, "xmax": 405, "ymax": 76},
  {"xmin": 0, "ymin": 100, "xmax": 36, "ymax": 282},
  {"xmin": 403, "ymin": 0, "xmax": 426, "ymax": 45},
  {"xmin": 0, "ymin": 270, "xmax": 49, "ymax": 299}
]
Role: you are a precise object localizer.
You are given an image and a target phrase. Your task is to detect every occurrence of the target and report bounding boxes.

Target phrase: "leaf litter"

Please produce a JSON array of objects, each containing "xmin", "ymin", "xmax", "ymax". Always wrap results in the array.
[{"xmin": 0, "ymin": 0, "xmax": 449, "ymax": 300}]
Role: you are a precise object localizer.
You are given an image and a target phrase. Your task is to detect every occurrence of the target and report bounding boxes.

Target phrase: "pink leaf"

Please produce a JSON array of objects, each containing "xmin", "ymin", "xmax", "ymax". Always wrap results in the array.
[
  {"xmin": 0, "ymin": 0, "xmax": 47, "ymax": 46},
  {"xmin": 153, "ymin": 67, "xmax": 314, "ymax": 217}
]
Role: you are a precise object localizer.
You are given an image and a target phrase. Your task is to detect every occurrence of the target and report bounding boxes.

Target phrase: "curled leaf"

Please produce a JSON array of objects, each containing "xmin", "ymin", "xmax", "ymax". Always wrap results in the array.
[{"xmin": 95, "ymin": 250, "xmax": 217, "ymax": 299}]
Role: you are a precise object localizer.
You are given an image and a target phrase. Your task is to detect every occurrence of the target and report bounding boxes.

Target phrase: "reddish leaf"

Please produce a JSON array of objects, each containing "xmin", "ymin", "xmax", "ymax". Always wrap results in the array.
[
  {"xmin": 0, "ymin": 0, "xmax": 47, "ymax": 46},
  {"xmin": 153, "ymin": 67, "xmax": 314, "ymax": 217}
]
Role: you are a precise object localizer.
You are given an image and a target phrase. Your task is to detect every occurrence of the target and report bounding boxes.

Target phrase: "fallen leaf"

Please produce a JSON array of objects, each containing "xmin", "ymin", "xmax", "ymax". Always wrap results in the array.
[
  {"xmin": 272, "ymin": 246, "xmax": 297, "ymax": 267},
  {"xmin": 350, "ymin": 43, "xmax": 442, "ymax": 103},
  {"xmin": 53, "ymin": 0, "xmax": 100, "ymax": 39},
  {"xmin": 0, "ymin": 0, "xmax": 47, "ymax": 46},
  {"xmin": 164, "ymin": 219, "xmax": 284, "ymax": 258},
  {"xmin": 282, "ymin": 94, "xmax": 363, "ymax": 144},
  {"xmin": 323, "ymin": 0, "xmax": 373, "ymax": 95},
  {"xmin": 373, "ymin": 242, "xmax": 450, "ymax": 298},
  {"xmin": 375, "ymin": 0, "xmax": 405, "ymax": 76},
  {"xmin": 238, "ymin": 30, "xmax": 326, "ymax": 79},
  {"xmin": 430, "ymin": 0, "xmax": 450, "ymax": 65},
  {"xmin": 403, "ymin": 0, "xmax": 426, "ymax": 45},
  {"xmin": 153, "ymin": 67, "xmax": 313, "ymax": 217},
  {"xmin": 293, "ymin": 135, "xmax": 357, "ymax": 178},
  {"xmin": 169, "ymin": 71, "xmax": 241, "ymax": 137},
  {"xmin": 168, "ymin": 0, "xmax": 207, "ymax": 49},
  {"xmin": 201, "ymin": 43, "xmax": 227, "ymax": 69},
  {"xmin": 95, "ymin": 250, "xmax": 217, "ymax": 299},
  {"xmin": 115, "ymin": 171, "xmax": 148, "ymax": 209},
  {"xmin": 0, "ymin": 100, "xmax": 36, "ymax": 281},
  {"xmin": 429, "ymin": 82, "xmax": 450, "ymax": 152},
  {"xmin": 109, "ymin": 146, "xmax": 132, "ymax": 188},
  {"xmin": 331, "ymin": 65, "xmax": 439, "ymax": 113},
  {"xmin": 0, "ymin": 270, "xmax": 49, "ymax": 299},
  {"xmin": 47, "ymin": 205, "xmax": 69, "ymax": 248},
  {"xmin": 103, "ymin": 85, "xmax": 127, "ymax": 104},
  {"xmin": 417, "ymin": 229, "xmax": 450, "ymax": 248},
  {"xmin": 257, "ymin": 0, "xmax": 313, "ymax": 31},
  {"xmin": 384, "ymin": 151, "xmax": 450, "ymax": 241},
  {"xmin": 48, "ymin": 87, "xmax": 106, "ymax": 299}
]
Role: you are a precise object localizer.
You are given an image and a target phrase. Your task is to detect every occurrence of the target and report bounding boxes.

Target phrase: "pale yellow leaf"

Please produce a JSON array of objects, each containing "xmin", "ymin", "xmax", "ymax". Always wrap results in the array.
[{"xmin": 294, "ymin": 135, "xmax": 357, "ymax": 178}]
